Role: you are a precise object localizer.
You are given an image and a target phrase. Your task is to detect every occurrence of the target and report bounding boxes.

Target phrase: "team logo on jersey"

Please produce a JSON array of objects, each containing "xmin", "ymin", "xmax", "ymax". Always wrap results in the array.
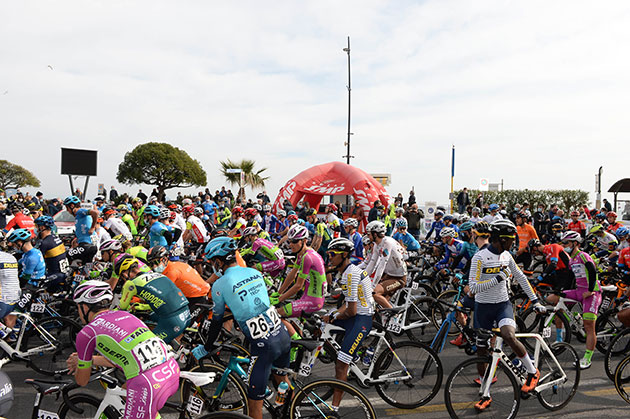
[{"xmin": 482, "ymin": 267, "xmax": 501, "ymax": 274}]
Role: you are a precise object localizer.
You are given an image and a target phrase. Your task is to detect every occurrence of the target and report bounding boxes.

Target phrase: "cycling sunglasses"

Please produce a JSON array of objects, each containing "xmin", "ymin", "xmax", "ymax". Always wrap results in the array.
[
  {"xmin": 327, "ymin": 250, "xmax": 345, "ymax": 257},
  {"xmin": 289, "ymin": 239, "xmax": 302, "ymax": 244}
]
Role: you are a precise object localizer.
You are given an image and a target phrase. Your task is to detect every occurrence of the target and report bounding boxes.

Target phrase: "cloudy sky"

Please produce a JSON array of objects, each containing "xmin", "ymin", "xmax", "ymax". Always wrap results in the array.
[{"xmin": 2, "ymin": 1, "xmax": 630, "ymax": 207}]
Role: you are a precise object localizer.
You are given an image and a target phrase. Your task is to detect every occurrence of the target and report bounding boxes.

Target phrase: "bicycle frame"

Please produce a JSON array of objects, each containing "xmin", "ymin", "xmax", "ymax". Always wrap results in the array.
[{"xmin": 0, "ymin": 311, "xmax": 60, "ymax": 360}]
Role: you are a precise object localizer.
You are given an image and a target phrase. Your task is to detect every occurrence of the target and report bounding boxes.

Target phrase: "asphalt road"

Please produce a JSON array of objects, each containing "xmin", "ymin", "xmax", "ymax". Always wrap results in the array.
[{"xmin": 4, "ymin": 336, "xmax": 629, "ymax": 418}]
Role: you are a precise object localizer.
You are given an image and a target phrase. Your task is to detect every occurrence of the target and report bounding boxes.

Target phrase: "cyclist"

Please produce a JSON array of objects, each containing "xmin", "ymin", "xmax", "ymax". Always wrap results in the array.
[
  {"xmin": 117, "ymin": 204, "xmax": 138, "ymax": 236},
  {"xmin": 67, "ymin": 280, "xmax": 179, "ymax": 419},
  {"xmin": 325, "ymin": 203, "xmax": 342, "ymax": 238},
  {"xmin": 34, "ymin": 216, "xmax": 69, "ymax": 289},
  {"xmin": 228, "ymin": 206, "xmax": 247, "ymax": 237},
  {"xmin": 616, "ymin": 226, "xmax": 630, "ymax": 252},
  {"xmin": 192, "ymin": 237, "xmax": 290, "ymax": 419},
  {"xmin": 131, "ymin": 197, "xmax": 146, "ymax": 230},
  {"xmin": 343, "ymin": 217, "xmax": 364, "ymax": 264},
  {"xmin": 143, "ymin": 205, "xmax": 173, "ymax": 249},
  {"xmin": 102, "ymin": 208, "xmax": 132, "ymax": 241},
  {"xmin": 2, "ymin": 202, "xmax": 35, "ymax": 237},
  {"xmin": 0, "ymin": 248, "xmax": 21, "ymax": 335},
  {"xmin": 470, "ymin": 207, "xmax": 482, "ymax": 223},
  {"xmin": 567, "ymin": 210, "xmax": 586, "ymax": 238},
  {"xmin": 469, "ymin": 220, "xmax": 544, "ymax": 410},
  {"xmin": 239, "ymin": 227, "xmax": 286, "ymax": 278},
  {"xmin": 63, "ymin": 196, "xmax": 98, "ymax": 246},
  {"xmin": 146, "ymin": 245, "xmax": 209, "ymax": 313},
  {"xmin": 436, "ymin": 227, "xmax": 463, "ymax": 271},
  {"xmin": 306, "ymin": 208, "xmax": 333, "ymax": 259},
  {"xmin": 606, "ymin": 211, "xmax": 623, "ymax": 233},
  {"xmin": 529, "ymin": 238, "xmax": 574, "ymax": 292},
  {"xmin": 364, "ymin": 221, "xmax": 407, "ymax": 309},
  {"xmin": 514, "ymin": 212, "xmax": 538, "ymax": 269},
  {"xmin": 7, "ymin": 229, "xmax": 45, "ymax": 287},
  {"xmin": 425, "ymin": 210, "xmax": 445, "ymax": 240},
  {"xmin": 182, "ymin": 205, "xmax": 209, "ymax": 248},
  {"xmin": 93, "ymin": 216, "xmax": 112, "ymax": 247},
  {"xmin": 117, "ymin": 259, "xmax": 191, "ymax": 345},
  {"xmin": 392, "ymin": 218, "xmax": 420, "ymax": 257},
  {"xmin": 110, "ymin": 253, "xmax": 151, "ymax": 290},
  {"xmin": 546, "ymin": 231, "xmax": 601, "ymax": 368},
  {"xmin": 323, "ymin": 238, "xmax": 374, "ymax": 410},
  {"xmin": 589, "ymin": 224, "xmax": 618, "ymax": 258},
  {"xmin": 216, "ymin": 200, "xmax": 232, "ymax": 228},
  {"xmin": 481, "ymin": 204, "xmax": 502, "ymax": 223},
  {"xmin": 260, "ymin": 205, "xmax": 281, "ymax": 237},
  {"xmin": 275, "ymin": 209, "xmax": 289, "ymax": 236}
]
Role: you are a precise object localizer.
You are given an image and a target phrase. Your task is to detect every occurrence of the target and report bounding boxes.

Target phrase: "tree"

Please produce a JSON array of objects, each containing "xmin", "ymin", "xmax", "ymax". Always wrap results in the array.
[
  {"xmin": 117, "ymin": 142, "xmax": 206, "ymax": 200},
  {"xmin": 220, "ymin": 159, "xmax": 269, "ymax": 200},
  {"xmin": 0, "ymin": 160, "xmax": 41, "ymax": 190}
]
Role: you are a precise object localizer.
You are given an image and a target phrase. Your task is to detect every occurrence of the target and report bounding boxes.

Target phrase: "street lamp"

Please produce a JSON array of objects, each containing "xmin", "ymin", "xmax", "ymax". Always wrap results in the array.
[{"xmin": 342, "ymin": 36, "xmax": 353, "ymax": 165}]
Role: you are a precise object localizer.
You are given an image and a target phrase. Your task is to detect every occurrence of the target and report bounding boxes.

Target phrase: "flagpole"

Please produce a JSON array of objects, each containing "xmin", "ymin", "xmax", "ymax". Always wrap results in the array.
[{"xmin": 450, "ymin": 145, "xmax": 455, "ymax": 213}]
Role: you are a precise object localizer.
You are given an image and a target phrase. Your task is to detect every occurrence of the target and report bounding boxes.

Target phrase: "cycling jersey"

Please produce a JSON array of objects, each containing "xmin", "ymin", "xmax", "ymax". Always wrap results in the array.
[
  {"xmin": 567, "ymin": 220, "xmax": 586, "ymax": 236},
  {"xmin": 543, "ymin": 243, "xmax": 569, "ymax": 271},
  {"xmin": 231, "ymin": 216, "xmax": 247, "ymax": 235},
  {"xmin": 516, "ymin": 224, "xmax": 538, "ymax": 251},
  {"xmin": 425, "ymin": 219, "xmax": 444, "ymax": 240},
  {"xmin": 348, "ymin": 231, "xmax": 364, "ymax": 262},
  {"xmin": 0, "ymin": 252, "xmax": 20, "ymax": 304},
  {"xmin": 134, "ymin": 205, "xmax": 146, "ymax": 229},
  {"xmin": 149, "ymin": 221, "xmax": 169, "ymax": 248},
  {"xmin": 19, "ymin": 248, "xmax": 46, "ymax": 282},
  {"xmin": 104, "ymin": 217, "xmax": 132, "ymax": 241},
  {"xmin": 618, "ymin": 247, "xmax": 630, "ymax": 274},
  {"xmin": 436, "ymin": 238, "xmax": 464, "ymax": 270},
  {"xmin": 38, "ymin": 234, "xmax": 68, "ymax": 275},
  {"xmin": 261, "ymin": 214, "xmax": 281, "ymax": 235},
  {"xmin": 314, "ymin": 221, "xmax": 332, "ymax": 245},
  {"xmin": 119, "ymin": 272, "xmax": 189, "ymax": 317},
  {"xmin": 482, "ymin": 213, "xmax": 503, "ymax": 224},
  {"xmin": 74, "ymin": 209, "xmax": 94, "ymax": 244},
  {"xmin": 2, "ymin": 213, "xmax": 35, "ymax": 236},
  {"xmin": 364, "ymin": 236, "xmax": 407, "ymax": 283},
  {"xmin": 451, "ymin": 241, "xmax": 479, "ymax": 275},
  {"xmin": 284, "ymin": 248, "xmax": 327, "ymax": 317},
  {"xmin": 185, "ymin": 215, "xmax": 209, "ymax": 243},
  {"xmin": 120, "ymin": 213, "xmax": 138, "ymax": 236},
  {"xmin": 95, "ymin": 226, "xmax": 111, "ymax": 247},
  {"xmin": 241, "ymin": 238, "xmax": 286, "ymax": 277},
  {"xmin": 596, "ymin": 232, "xmax": 618, "ymax": 251},
  {"xmin": 607, "ymin": 222, "xmax": 623, "ymax": 233},
  {"xmin": 469, "ymin": 244, "xmax": 537, "ymax": 304},
  {"xmin": 568, "ymin": 251, "xmax": 600, "ymax": 292},
  {"xmin": 392, "ymin": 231, "xmax": 420, "ymax": 251},
  {"xmin": 217, "ymin": 207, "xmax": 231, "ymax": 227},
  {"xmin": 128, "ymin": 246, "xmax": 149, "ymax": 262},
  {"xmin": 338, "ymin": 264, "xmax": 375, "ymax": 316},
  {"xmin": 162, "ymin": 261, "xmax": 210, "ymax": 298}
]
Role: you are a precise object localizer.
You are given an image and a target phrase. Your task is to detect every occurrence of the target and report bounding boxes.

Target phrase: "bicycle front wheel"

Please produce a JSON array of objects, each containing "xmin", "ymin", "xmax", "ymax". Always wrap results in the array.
[
  {"xmin": 614, "ymin": 353, "xmax": 630, "ymax": 404},
  {"xmin": 373, "ymin": 340, "xmax": 442, "ymax": 409},
  {"xmin": 289, "ymin": 378, "xmax": 377, "ymax": 419},
  {"xmin": 23, "ymin": 316, "xmax": 82, "ymax": 376},
  {"xmin": 58, "ymin": 393, "xmax": 103, "ymax": 418},
  {"xmin": 188, "ymin": 363, "xmax": 249, "ymax": 415},
  {"xmin": 536, "ymin": 341, "xmax": 580, "ymax": 411},
  {"xmin": 444, "ymin": 356, "xmax": 520, "ymax": 419},
  {"xmin": 605, "ymin": 327, "xmax": 630, "ymax": 381}
]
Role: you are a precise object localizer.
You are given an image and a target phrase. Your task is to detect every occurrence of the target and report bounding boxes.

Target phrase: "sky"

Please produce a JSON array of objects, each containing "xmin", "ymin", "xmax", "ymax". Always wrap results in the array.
[{"xmin": 2, "ymin": 1, "xmax": 630, "ymax": 208}]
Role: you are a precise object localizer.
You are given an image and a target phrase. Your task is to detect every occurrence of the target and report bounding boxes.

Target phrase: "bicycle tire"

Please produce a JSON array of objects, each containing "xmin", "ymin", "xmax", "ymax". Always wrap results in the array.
[
  {"xmin": 595, "ymin": 312, "xmax": 624, "ymax": 354},
  {"xmin": 605, "ymin": 327, "xmax": 630, "ymax": 381},
  {"xmin": 289, "ymin": 378, "xmax": 377, "ymax": 419},
  {"xmin": 614, "ymin": 353, "xmax": 630, "ymax": 404},
  {"xmin": 536, "ymin": 341, "xmax": 580, "ymax": 411},
  {"xmin": 197, "ymin": 413, "xmax": 250, "ymax": 419},
  {"xmin": 404, "ymin": 296, "xmax": 442, "ymax": 343},
  {"xmin": 185, "ymin": 363, "xmax": 249, "ymax": 415},
  {"xmin": 58, "ymin": 393, "xmax": 106, "ymax": 418},
  {"xmin": 23, "ymin": 316, "xmax": 82, "ymax": 376},
  {"xmin": 436, "ymin": 290, "xmax": 460, "ymax": 336},
  {"xmin": 372, "ymin": 340, "xmax": 442, "ymax": 409},
  {"xmin": 444, "ymin": 356, "xmax": 520, "ymax": 419},
  {"xmin": 520, "ymin": 308, "xmax": 572, "ymax": 352}
]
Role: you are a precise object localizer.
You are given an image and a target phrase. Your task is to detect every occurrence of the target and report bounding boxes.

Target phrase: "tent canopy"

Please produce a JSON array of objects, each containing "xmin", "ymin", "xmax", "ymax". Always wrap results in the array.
[
  {"xmin": 272, "ymin": 162, "xmax": 390, "ymax": 219},
  {"xmin": 608, "ymin": 179, "xmax": 630, "ymax": 193}
]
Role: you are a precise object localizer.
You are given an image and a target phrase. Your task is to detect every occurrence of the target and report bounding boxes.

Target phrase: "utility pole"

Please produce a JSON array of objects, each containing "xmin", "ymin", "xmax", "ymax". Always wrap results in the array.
[{"xmin": 342, "ymin": 36, "xmax": 353, "ymax": 165}]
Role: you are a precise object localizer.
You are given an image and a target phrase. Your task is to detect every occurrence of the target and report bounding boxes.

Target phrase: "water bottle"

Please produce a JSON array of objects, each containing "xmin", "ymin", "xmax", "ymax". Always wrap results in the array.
[
  {"xmin": 275, "ymin": 381, "xmax": 289, "ymax": 406},
  {"xmin": 0, "ymin": 324, "xmax": 12, "ymax": 340},
  {"xmin": 362, "ymin": 347, "xmax": 375, "ymax": 366},
  {"xmin": 512, "ymin": 358, "xmax": 525, "ymax": 375}
]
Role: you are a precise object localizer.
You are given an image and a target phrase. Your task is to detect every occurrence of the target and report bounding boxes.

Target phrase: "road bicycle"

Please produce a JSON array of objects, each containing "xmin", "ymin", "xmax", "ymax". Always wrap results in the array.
[
  {"xmin": 614, "ymin": 350, "xmax": 630, "ymax": 404},
  {"xmin": 604, "ymin": 326, "xmax": 630, "ymax": 381},
  {"xmin": 444, "ymin": 328, "xmax": 580, "ymax": 419}
]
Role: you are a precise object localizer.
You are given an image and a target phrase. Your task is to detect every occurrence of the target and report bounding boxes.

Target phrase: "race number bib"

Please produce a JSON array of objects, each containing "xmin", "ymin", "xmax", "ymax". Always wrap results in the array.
[
  {"xmin": 387, "ymin": 314, "xmax": 403, "ymax": 333},
  {"xmin": 246, "ymin": 307, "xmax": 281, "ymax": 340},
  {"xmin": 31, "ymin": 303, "xmax": 46, "ymax": 313},
  {"xmin": 132, "ymin": 337, "xmax": 168, "ymax": 371}
]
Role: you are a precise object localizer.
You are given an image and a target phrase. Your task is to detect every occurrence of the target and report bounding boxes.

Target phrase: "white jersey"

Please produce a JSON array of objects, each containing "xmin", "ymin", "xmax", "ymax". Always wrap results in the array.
[
  {"xmin": 618, "ymin": 240, "xmax": 629, "ymax": 251},
  {"xmin": 364, "ymin": 236, "xmax": 407, "ymax": 284},
  {"xmin": 0, "ymin": 252, "xmax": 20, "ymax": 304},
  {"xmin": 95, "ymin": 227, "xmax": 111, "ymax": 248},
  {"xmin": 469, "ymin": 245, "xmax": 537, "ymax": 304},
  {"xmin": 174, "ymin": 213, "xmax": 187, "ymax": 234},
  {"xmin": 469, "ymin": 216, "xmax": 482, "ymax": 224},
  {"xmin": 103, "ymin": 217, "xmax": 132, "ymax": 241},
  {"xmin": 338, "ymin": 263, "xmax": 374, "ymax": 316},
  {"xmin": 186, "ymin": 215, "xmax": 209, "ymax": 243},
  {"xmin": 596, "ymin": 231, "xmax": 618, "ymax": 250},
  {"xmin": 482, "ymin": 214, "xmax": 503, "ymax": 224}
]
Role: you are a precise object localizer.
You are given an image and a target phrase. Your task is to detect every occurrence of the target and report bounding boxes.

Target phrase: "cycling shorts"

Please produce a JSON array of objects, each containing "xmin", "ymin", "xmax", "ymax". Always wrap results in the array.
[
  {"xmin": 378, "ymin": 274, "xmax": 406, "ymax": 297},
  {"xmin": 152, "ymin": 307, "xmax": 191, "ymax": 344},
  {"xmin": 474, "ymin": 300, "xmax": 515, "ymax": 331},
  {"xmin": 186, "ymin": 296, "xmax": 208, "ymax": 317},
  {"xmin": 333, "ymin": 315, "xmax": 373, "ymax": 365},
  {"xmin": 0, "ymin": 302, "xmax": 15, "ymax": 318},
  {"xmin": 563, "ymin": 288, "xmax": 602, "ymax": 321},
  {"xmin": 258, "ymin": 259, "xmax": 286, "ymax": 277},
  {"xmin": 125, "ymin": 358, "xmax": 179, "ymax": 419},
  {"xmin": 285, "ymin": 295, "xmax": 325, "ymax": 317},
  {"xmin": 247, "ymin": 325, "xmax": 291, "ymax": 400}
]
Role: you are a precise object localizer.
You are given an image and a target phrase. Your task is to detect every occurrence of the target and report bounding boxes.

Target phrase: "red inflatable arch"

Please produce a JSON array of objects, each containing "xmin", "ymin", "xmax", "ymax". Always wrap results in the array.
[{"xmin": 272, "ymin": 162, "xmax": 391, "ymax": 225}]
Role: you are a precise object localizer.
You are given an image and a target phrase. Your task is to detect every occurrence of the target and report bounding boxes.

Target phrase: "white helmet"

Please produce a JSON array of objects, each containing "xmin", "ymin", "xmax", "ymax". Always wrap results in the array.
[
  {"xmin": 100, "ymin": 239, "xmax": 122, "ymax": 253},
  {"xmin": 344, "ymin": 218, "xmax": 358, "ymax": 229},
  {"xmin": 159, "ymin": 207, "xmax": 171, "ymax": 220},
  {"xmin": 277, "ymin": 209, "xmax": 287, "ymax": 217},
  {"xmin": 287, "ymin": 224, "xmax": 309, "ymax": 240},
  {"xmin": 253, "ymin": 204, "xmax": 262, "ymax": 211},
  {"xmin": 263, "ymin": 204, "xmax": 271, "ymax": 212},
  {"xmin": 194, "ymin": 207, "xmax": 204, "ymax": 216},
  {"xmin": 561, "ymin": 231, "xmax": 582, "ymax": 243},
  {"xmin": 242, "ymin": 226, "xmax": 259, "ymax": 237},
  {"xmin": 366, "ymin": 220, "xmax": 386, "ymax": 235},
  {"xmin": 439, "ymin": 227, "xmax": 458, "ymax": 238},
  {"xmin": 73, "ymin": 280, "xmax": 113, "ymax": 305},
  {"xmin": 459, "ymin": 214, "xmax": 470, "ymax": 223}
]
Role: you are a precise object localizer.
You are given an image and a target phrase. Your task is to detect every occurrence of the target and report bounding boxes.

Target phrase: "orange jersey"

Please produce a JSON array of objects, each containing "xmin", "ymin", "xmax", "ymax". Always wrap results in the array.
[
  {"xmin": 163, "ymin": 261, "xmax": 210, "ymax": 298},
  {"xmin": 517, "ymin": 223, "xmax": 538, "ymax": 251}
]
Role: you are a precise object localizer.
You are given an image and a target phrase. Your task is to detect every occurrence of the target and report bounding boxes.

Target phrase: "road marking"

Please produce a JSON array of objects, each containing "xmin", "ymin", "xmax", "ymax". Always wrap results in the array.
[{"xmin": 582, "ymin": 388, "xmax": 618, "ymax": 396}]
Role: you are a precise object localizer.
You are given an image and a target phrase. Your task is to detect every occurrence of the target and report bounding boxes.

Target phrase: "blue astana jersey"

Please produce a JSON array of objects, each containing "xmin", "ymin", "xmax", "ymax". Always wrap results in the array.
[{"xmin": 75, "ymin": 209, "xmax": 93, "ymax": 244}]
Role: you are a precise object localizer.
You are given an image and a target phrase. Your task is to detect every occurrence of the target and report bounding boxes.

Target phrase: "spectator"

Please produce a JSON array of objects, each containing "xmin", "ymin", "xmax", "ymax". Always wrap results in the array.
[
  {"xmin": 474, "ymin": 192, "xmax": 484, "ymax": 209},
  {"xmin": 257, "ymin": 190, "xmax": 271, "ymax": 204},
  {"xmin": 456, "ymin": 187, "xmax": 470, "ymax": 214},
  {"xmin": 408, "ymin": 190, "xmax": 416, "ymax": 206},
  {"xmin": 47, "ymin": 198, "xmax": 62, "ymax": 216},
  {"xmin": 404, "ymin": 204, "xmax": 424, "ymax": 240},
  {"xmin": 533, "ymin": 203, "xmax": 549, "ymax": 237},
  {"xmin": 109, "ymin": 186, "xmax": 118, "ymax": 201},
  {"xmin": 137, "ymin": 189, "xmax": 148, "ymax": 203},
  {"xmin": 282, "ymin": 199, "xmax": 293, "ymax": 213},
  {"xmin": 33, "ymin": 191, "xmax": 44, "ymax": 206},
  {"xmin": 334, "ymin": 200, "xmax": 344, "ymax": 219},
  {"xmin": 0, "ymin": 199, "xmax": 8, "ymax": 229},
  {"xmin": 603, "ymin": 198, "xmax": 612, "ymax": 212},
  {"xmin": 351, "ymin": 202, "xmax": 365, "ymax": 224},
  {"xmin": 368, "ymin": 200, "xmax": 381, "ymax": 222},
  {"xmin": 219, "ymin": 186, "xmax": 227, "ymax": 198}
]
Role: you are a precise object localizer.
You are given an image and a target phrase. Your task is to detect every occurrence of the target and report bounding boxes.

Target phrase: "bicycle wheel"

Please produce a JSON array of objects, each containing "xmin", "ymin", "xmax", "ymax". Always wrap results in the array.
[
  {"xmin": 444, "ymin": 356, "xmax": 520, "ymax": 419},
  {"xmin": 197, "ymin": 413, "xmax": 250, "ymax": 419},
  {"xmin": 58, "ymin": 394, "xmax": 103, "ymax": 418},
  {"xmin": 188, "ymin": 363, "xmax": 249, "ymax": 415},
  {"xmin": 536, "ymin": 341, "xmax": 580, "ymax": 411},
  {"xmin": 596, "ymin": 313, "xmax": 624, "ymax": 354},
  {"xmin": 289, "ymin": 378, "xmax": 377, "ymax": 419},
  {"xmin": 605, "ymin": 327, "xmax": 630, "ymax": 381},
  {"xmin": 521, "ymin": 308, "xmax": 572, "ymax": 352},
  {"xmin": 23, "ymin": 316, "xmax": 82, "ymax": 376},
  {"xmin": 404, "ymin": 296, "xmax": 443, "ymax": 343},
  {"xmin": 372, "ymin": 340, "xmax": 442, "ymax": 409},
  {"xmin": 614, "ymin": 353, "xmax": 630, "ymax": 404}
]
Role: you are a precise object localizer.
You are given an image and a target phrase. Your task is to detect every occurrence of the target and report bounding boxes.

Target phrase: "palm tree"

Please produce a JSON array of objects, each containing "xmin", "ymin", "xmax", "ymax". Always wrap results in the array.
[{"xmin": 220, "ymin": 159, "xmax": 269, "ymax": 201}]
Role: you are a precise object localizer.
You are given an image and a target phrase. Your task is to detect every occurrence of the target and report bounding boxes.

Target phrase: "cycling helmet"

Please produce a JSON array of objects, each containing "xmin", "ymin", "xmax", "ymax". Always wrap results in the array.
[
  {"xmin": 327, "ymin": 203, "xmax": 338, "ymax": 212},
  {"xmin": 182, "ymin": 198, "xmax": 193, "ymax": 205},
  {"xmin": 490, "ymin": 219, "xmax": 517, "ymax": 238},
  {"xmin": 287, "ymin": 210, "xmax": 296, "ymax": 216},
  {"xmin": 459, "ymin": 221, "xmax": 474, "ymax": 231},
  {"xmin": 287, "ymin": 214, "xmax": 298, "ymax": 223},
  {"xmin": 395, "ymin": 218, "xmax": 408, "ymax": 229},
  {"xmin": 601, "ymin": 220, "xmax": 610, "ymax": 229},
  {"xmin": 182, "ymin": 205, "xmax": 195, "ymax": 216},
  {"xmin": 616, "ymin": 226, "xmax": 630, "ymax": 238},
  {"xmin": 103, "ymin": 208, "xmax": 116, "ymax": 217},
  {"xmin": 344, "ymin": 218, "xmax": 358, "ymax": 229},
  {"xmin": 560, "ymin": 231, "xmax": 582, "ymax": 243},
  {"xmin": 437, "ymin": 205, "xmax": 446, "ymax": 212},
  {"xmin": 366, "ymin": 220, "xmax": 386, "ymax": 235},
  {"xmin": 8, "ymin": 202, "xmax": 23, "ymax": 212},
  {"xmin": 277, "ymin": 209, "xmax": 287, "ymax": 217},
  {"xmin": 306, "ymin": 208, "xmax": 318, "ymax": 217},
  {"xmin": 589, "ymin": 224, "xmax": 604, "ymax": 234},
  {"xmin": 211, "ymin": 228, "xmax": 229, "ymax": 238},
  {"xmin": 287, "ymin": 224, "xmax": 309, "ymax": 241},
  {"xmin": 435, "ymin": 210, "xmax": 444, "ymax": 217},
  {"xmin": 263, "ymin": 204, "xmax": 271, "ymax": 212},
  {"xmin": 34, "ymin": 215, "xmax": 55, "ymax": 228},
  {"xmin": 439, "ymin": 227, "xmax": 457, "ymax": 238},
  {"xmin": 193, "ymin": 207, "xmax": 204, "ymax": 216},
  {"xmin": 204, "ymin": 237, "xmax": 237, "ymax": 261},
  {"xmin": 328, "ymin": 237, "xmax": 354, "ymax": 253},
  {"xmin": 7, "ymin": 229, "xmax": 31, "ymax": 243},
  {"xmin": 550, "ymin": 222, "xmax": 564, "ymax": 232},
  {"xmin": 113, "ymin": 254, "xmax": 138, "ymax": 276},
  {"xmin": 608, "ymin": 211, "xmax": 618, "ymax": 219},
  {"xmin": 132, "ymin": 197, "xmax": 143, "ymax": 204},
  {"xmin": 159, "ymin": 207, "xmax": 171, "ymax": 220},
  {"xmin": 167, "ymin": 203, "xmax": 178, "ymax": 210},
  {"xmin": 362, "ymin": 234, "xmax": 372, "ymax": 246},
  {"xmin": 443, "ymin": 214, "xmax": 454, "ymax": 221},
  {"xmin": 144, "ymin": 205, "xmax": 161, "ymax": 218},
  {"xmin": 459, "ymin": 214, "xmax": 470, "ymax": 223},
  {"xmin": 22, "ymin": 208, "xmax": 30, "ymax": 216},
  {"xmin": 100, "ymin": 239, "xmax": 122, "ymax": 252},
  {"xmin": 395, "ymin": 207, "xmax": 404, "ymax": 213},
  {"xmin": 473, "ymin": 221, "xmax": 491, "ymax": 236},
  {"xmin": 253, "ymin": 204, "xmax": 262, "ymax": 211},
  {"xmin": 244, "ymin": 208, "xmax": 258, "ymax": 217},
  {"xmin": 147, "ymin": 245, "xmax": 169, "ymax": 262},
  {"xmin": 117, "ymin": 204, "xmax": 129, "ymax": 212},
  {"xmin": 73, "ymin": 280, "xmax": 113, "ymax": 305},
  {"xmin": 594, "ymin": 213, "xmax": 606, "ymax": 220},
  {"xmin": 472, "ymin": 207, "xmax": 481, "ymax": 213},
  {"xmin": 242, "ymin": 226, "xmax": 259, "ymax": 237},
  {"xmin": 64, "ymin": 196, "xmax": 81, "ymax": 206},
  {"xmin": 94, "ymin": 195, "xmax": 105, "ymax": 202},
  {"xmin": 488, "ymin": 204, "xmax": 499, "ymax": 211},
  {"xmin": 528, "ymin": 238, "xmax": 542, "ymax": 250},
  {"xmin": 570, "ymin": 210, "xmax": 580, "ymax": 217},
  {"xmin": 112, "ymin": 234, "xmax": 131, "ymax": 246},
  {"xmin": 232, "ymin": 206, "xmax": 243, "ymax": 215},
  {"xmin": 169, "ymin": 211, "xmax": 177, "ymax": 221}
]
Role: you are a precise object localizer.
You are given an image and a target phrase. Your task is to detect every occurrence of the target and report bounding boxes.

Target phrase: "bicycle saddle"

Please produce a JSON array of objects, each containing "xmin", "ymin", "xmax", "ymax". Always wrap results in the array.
[
  {"xmin": 379, "ymin": 306, "xmax": 406, "ymax": 316},
  {"xmin": 601, "ymin": 284, "xmax": 618, "ymax": 293},
  {"xmin": 24, "ymin": 378, "xmax": 74, "ymax": 395},
  {"xmin": 180, "ymin": 371, "xmax": 216, "ymax": 387},
  {"xmin": 291, "ymin": 339, "xmax": 320, "ymax": 352}
]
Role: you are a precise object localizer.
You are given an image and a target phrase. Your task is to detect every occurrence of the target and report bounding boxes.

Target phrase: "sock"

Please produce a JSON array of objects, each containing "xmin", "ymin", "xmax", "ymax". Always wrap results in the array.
[
  {"xmin": 291, "ymin": 332, "xmax": 301, "ymax": 340},
  {"xmin": 519, "ymin": 354, "xmax": 537, "ymax": 374},
  {"xmin": 584, "ymin": 349, "xmax": 594, "ymax": 362},
  {"xmin": 556, "ymin": 328, "xmax": 565, "ymax": 343}
]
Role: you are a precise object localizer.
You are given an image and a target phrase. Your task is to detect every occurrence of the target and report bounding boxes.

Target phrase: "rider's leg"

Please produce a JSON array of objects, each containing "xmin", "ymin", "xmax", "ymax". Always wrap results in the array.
[
  {"xmin": 544, "ymin": 294, "xmax": 565, "ymax": 342},
  {"xmin": 373, "ymin": 284, "xmax": 392, "ymax": 309}
]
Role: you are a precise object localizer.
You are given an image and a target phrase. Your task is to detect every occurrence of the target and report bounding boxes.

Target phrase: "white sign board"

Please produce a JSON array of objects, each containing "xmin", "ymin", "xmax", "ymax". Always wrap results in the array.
[
  {"xmin": 480, "ymin": 178, "xmax": 489, "ymax": 191},
  {"xmin": 226, "ymin": 169, "xmax": 242, "ymax": 174}
]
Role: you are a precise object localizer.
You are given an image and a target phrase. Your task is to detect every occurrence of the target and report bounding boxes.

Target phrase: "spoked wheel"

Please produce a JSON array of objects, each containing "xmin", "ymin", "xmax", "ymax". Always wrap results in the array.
[
  {"xmin": 58, "ymin": 394, "xmax": 103, "ymax": 418},
  {"xmin": 596, "ymin": 313, "xmax": 624, "ymax": 354},
  {"xmin": 614, "ymin": 353, "xmax": 630, "ymax": 404},
  {"xmin": 605, "ymin": 328, "xmax": 630, "ymax": 381},
  {"xmin": 289, "ymin": 379, "xmax": 377, "ymax": 419},
  {"xmin": 23, "ymin": 316, "xmax": 82, "ymax": 376},
  {"xmin": 536, "ymin": 342, "xmax": 580, "ymax": 411}
]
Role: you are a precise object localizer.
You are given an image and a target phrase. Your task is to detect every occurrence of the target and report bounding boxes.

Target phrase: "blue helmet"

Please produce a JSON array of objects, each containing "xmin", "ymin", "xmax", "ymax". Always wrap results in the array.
[
  {"xmin": 459, "ymin": 221, "xmax": 474, "ymax": 231},
  {"xmin": 63, "ymin": 196, "xmax": 81, "ymax": 206},
  {"xmin": 34, "ymin": 215, "xmax": 55, "ymax": 228},
  {"xmin": 204, "ymin": 237, "xmax": 237, "ymax": 261},
  {"xmin": 144, "ymin": 205, "xmax": 161, "ymax": 218},
  {"xmin": 616, "ymin": 226, "xmax": 629, "ymax": 238},
  {"xmin": 7, "ymin": 229, "xmax": 32, "ymax": 243},
  {"xmin": 488, "ymin": 204, "xmax": 499, "ymax": 211}
]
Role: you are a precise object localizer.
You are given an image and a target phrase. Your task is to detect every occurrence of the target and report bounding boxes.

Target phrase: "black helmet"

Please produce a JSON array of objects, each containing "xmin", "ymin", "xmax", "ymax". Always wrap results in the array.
[
  {"xmin": 528, "ymin": 238, "xmax": 542, "ymax": 251},
  {"xmin": 147, "ymin": 245, "xmax": 168, "ymax": 263},
  {"xmin": 472, "ymin": 221, "xmax": 491, "ymax": 236}
]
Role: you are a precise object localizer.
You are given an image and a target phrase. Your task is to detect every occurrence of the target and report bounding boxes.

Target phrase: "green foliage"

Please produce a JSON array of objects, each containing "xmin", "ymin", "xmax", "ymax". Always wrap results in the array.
[
  {"xmin": 0, "ymin": 160, "xmax": 41, "ymax": 190},
  {"xmin": 220, "ymin": 159, "xmax": 269, "ymax": 199},
  {"xmin": 117, "ymin": 143, "xmax": 206, "ymax": 197},
  {"xmin": 460, "ymin": 189, "xmax": 590, "ymax": 211}
]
